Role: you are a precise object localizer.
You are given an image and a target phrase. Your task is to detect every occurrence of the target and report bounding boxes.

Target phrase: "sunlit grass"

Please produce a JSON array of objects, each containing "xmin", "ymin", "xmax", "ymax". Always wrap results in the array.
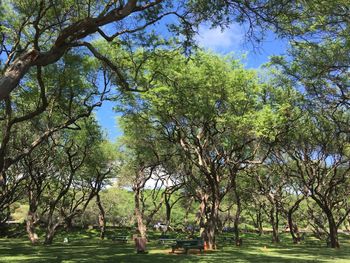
[{"xmin": 0, "ymin": 232, "xmax": 350, "ymax": 262}]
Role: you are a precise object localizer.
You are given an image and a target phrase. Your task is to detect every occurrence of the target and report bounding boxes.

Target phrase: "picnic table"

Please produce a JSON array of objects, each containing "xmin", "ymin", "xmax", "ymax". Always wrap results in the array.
[
  {"xmin": 158, "ymin": 238, "xmax": 177, "ymax": 245},
  {"xmin": 171, "ymin": 239, "xmax": 204, "ymax": 254}
]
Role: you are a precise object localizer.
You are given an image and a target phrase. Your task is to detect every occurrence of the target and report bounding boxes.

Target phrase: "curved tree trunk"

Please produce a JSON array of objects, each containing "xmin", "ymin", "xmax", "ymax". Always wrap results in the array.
[
  {"xmin": 287, "ymin": 211, "xmax": 300, "ymax": 244},
  {"xmin": 44, "ymin": 210, "xmax": 60, "ymax": 245},
  {"xmin": 44, "ymin": 223, "xmax": 59, "ymax": 245},
  {"xmin": 287, "ymin": 198, "xmax": 303, "ymax": 244},
  {"xmin": 312, "ymin": 197, "xmax": 340, "ymax": 248},
  {"xmin": 164, "ymin": 194, "xmax": 172, "ymax": 233}
]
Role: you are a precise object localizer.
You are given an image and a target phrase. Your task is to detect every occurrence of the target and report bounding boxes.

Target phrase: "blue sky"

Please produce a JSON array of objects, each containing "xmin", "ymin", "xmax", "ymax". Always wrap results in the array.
[{"xmin": 95, "ymin": 23, "xmax": 287, "ymax": 141}]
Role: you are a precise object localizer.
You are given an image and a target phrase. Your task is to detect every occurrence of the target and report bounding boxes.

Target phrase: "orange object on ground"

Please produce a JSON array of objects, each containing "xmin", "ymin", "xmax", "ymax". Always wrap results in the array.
[{"xmin": 204, "ymin": 241, "xmax": 208, "ymax": 250}]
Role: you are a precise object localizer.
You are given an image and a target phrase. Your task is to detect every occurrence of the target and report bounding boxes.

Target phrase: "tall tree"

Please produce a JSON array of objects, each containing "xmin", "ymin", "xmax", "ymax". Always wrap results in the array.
[{"xmin": 118, "ymin": 50, "xmax": 293, "ymax": 249}]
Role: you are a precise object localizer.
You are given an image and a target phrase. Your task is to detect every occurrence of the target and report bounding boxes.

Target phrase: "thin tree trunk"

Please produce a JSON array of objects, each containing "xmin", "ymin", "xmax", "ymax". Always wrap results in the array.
[
  {"xmin": 44, "ymin": 211, "xmax": 60, "ymax": 245},
  {"xmin": 64, "ymin": 216, "xmax": 74, "ymax": 231},
  {"xmin": 164, "ymin": 195, "xmax": 171, "ymax": 232},
  {"xmin": 270, "ymin": 206, "xmax": 279, "ymax": 243},
  {"xmin": 233, "ymin": 178, "xmax": 242, "ymax": 246},
  {"xmin": 96, "ymin": 194, "xmax": 106, "ymax": 240},
  {"xmin": 26, "ymin": 189, "xmax": 39, "ymax": 244},
  {"xmin": 44, "ymin": 223, "xmax": 58, "ymax": 245},
  {"xmin": 44, "ymin": 227, "xmax": 56, "ymax": 245},
  {"xmin": 286, "ymin": 198, "xmax": 303, "ymax": 243},
  {"xmin": 287, "ymin": 211, "xmax": 299, "ymax": 244},
  {"xmin": 233, "ymin": 204, "xmax": 242, "ymax": 246},
  {"xmin": 257, "ymin": 208, "xmax": 263, "ymax": 236}
]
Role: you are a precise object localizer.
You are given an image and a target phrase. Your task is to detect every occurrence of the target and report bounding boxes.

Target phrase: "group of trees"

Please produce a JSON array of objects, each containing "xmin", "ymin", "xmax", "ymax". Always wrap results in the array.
[
  {"xmin": 0, "ymin": 0, "xmax": 348, "ymax": 250},
  {"xmin": 115, "ymin": 49, "xmax": 348, "ymax": 249}
]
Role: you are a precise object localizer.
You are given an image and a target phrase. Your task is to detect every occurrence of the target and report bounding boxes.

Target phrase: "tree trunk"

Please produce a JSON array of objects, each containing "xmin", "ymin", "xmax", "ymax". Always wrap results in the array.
[
  {"xmin": 44, "ymin": 212, "xmax": 60, "ymax": 245},
  {"xmin": 233, "ymin": 185, "xmax": 242, "ymax": 246},
  {"xmin": 26, "ymin": 189, "xmax": 39, "ymax": 244},
  {"xmin": 233, "ymin": 210, "xmax": 241, "ymax": 246},
  {"xmin": 287, "ymin": 208, "xmax": 300, "ymax": 244},
  {"xmin": 164, "ymin": 195, "xmax": 171, "ymax": 232},
  {"xmin": 287, "ymin": 211, "xmax": 300, "ymax": 244},
  {"xmin": 0, "ymin": 50, "xmax": 39, "ymax": 99},
  {"xmin": 257, "ymin": 208, "xmax": 263, "ymax": 236},
  {"xmin": 26, "ymin": 210, "xmax": 39, "ymax": 245},
  {"xmin": 44, "ymin": 223, "xmax": 57, "ymax": 245},
  {"xmin": 64, "ymin": 216, "xmax": 73, "ymax": 231},
  {"xmin": 134, "ymin": 188, "xmax": 146, "ymax": 238},
  {"xmin": 326, "ymin": 213, "xmax": 339, "ymax": 248},
  {"xmin": 203, "ymin": 197, "xmax": 220, "ymax": 250},
  {"xmin": 204, "ymin": 219, "xmax": 216, "ymax": 250},
  {"xmin": 44, "ymin": 226, "xmax": 56, "ymax": 245},
  {"xmin": 96, "ymin": 194, "xmax": 106, "ymax": 240},
  {"xmin": 270, "ymin": 206, "xmax": 279, "ymax": 243}
]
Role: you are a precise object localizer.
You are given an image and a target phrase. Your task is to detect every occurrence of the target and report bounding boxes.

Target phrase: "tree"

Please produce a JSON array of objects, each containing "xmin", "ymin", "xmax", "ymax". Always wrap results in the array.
[
  {"xmin": 117, "ymin": 115, "xmax": 168, "ymax": 238},
  {"xmin": 31, "ymin": 117, "xmax": 109, "ymax": 244},
  {"xmin": 275, "ymin": 106, "xmax": 350, "ymax": 248},
  {"xmin": 0, "ymin": 0, "xmax": 183, "ymax": 98},
  {"xmin": 0, "ymin": 52, "xmax": 109, "ymax": 222},
  {"xmin": 22, "ymin": 141, "xmax": 55, "ymax": 244},
  {"xmin": 265, "ymin": 0, "xmax": 350, "ymax": 110},
  {"xmin": 117, "ymin": 50, "xmax": 293, "ymax": 249},
  {"xmin": 3, "ymin": 1, "xmax": 349, "ymax": 99}
]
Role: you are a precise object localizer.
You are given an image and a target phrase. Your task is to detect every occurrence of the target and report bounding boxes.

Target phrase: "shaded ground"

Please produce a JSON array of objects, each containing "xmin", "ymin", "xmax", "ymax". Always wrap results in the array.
[{"xmin": 1, "ymin": 232, "xmax": 350, "ymax": 262}]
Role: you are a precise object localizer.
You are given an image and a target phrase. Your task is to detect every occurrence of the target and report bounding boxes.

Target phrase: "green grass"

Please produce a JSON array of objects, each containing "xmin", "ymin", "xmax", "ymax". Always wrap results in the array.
[{"xmin": 1, "ymin": 231, "xmax": 350, "ymax": 262}]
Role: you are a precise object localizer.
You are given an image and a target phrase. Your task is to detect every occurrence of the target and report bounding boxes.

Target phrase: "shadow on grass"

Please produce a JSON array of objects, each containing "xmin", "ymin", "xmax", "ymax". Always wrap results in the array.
[{"xmin": 1, "ymin": 232, "xmax": 350, "ymax": 263}]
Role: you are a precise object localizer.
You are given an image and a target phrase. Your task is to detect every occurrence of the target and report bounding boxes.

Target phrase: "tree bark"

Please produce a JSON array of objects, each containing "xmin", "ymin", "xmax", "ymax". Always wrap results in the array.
[
  {"xmin": 44, "ymin": 223, "xmax": 59, "ymax": 245},
  {"xmin": 287, "ymin": 210, "xmax": 300, "ymax": 244},
  {"xmin": 233, "ymin": 202, "xmax": 242, "ymax": 246},
  {"xmin": 202, "ymin": 197, "xmax": 219, "ymax": 250},
  {"xmin": 134, "ymin": 187, "xmax": 146, "ymax": 238},
  {"xmin": 0, "ymin": 50, "xmax": 39, "ymax": 99},
  {"xmin": 233, "ymin": 178, "xmax": 242, "ymax": 246},
  {"xmin": 326, "ymin": 212, "xmax": 339, "ymax": 248},
  {"xmin": 96, "ymin": 194, "xmax": 106, "ymax": 240},
  {"xmin": 26, "ymin": 187, "xmax": 39, "ymax": 244},
  {"xmin": 26, "ymin": 210, "xmax": 39, "ymax": 245},
  {"xmin": 270, "ymin": 206, "xmax": 279, "ymax": 243},
  {"xmin": 286, "ymin": 200, "xmax": 303, "ymax": 244},
  {"xmin": 312, "ymin": 197, "xmax": 340, "ymax": 248},
  {"xmin": 257, "ymin": 208, "xmax": 263, "ymax": 236},
  {"xmin": 64, "ymin": 216, "xmax": 74, "ymax": 231},
  {"xmin": 164, "ymin": 194, "xmax": 171, "ymax": 232},
  {"xmin": 44, "ymin": 211, "xmax": 60, "ymax": 245}
]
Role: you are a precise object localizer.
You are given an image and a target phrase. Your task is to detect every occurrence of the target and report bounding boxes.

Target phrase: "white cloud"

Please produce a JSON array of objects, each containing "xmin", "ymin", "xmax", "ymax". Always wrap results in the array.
[{"xmin": 196, "ymin": 23, "xmax": 244, "ymax": 53}]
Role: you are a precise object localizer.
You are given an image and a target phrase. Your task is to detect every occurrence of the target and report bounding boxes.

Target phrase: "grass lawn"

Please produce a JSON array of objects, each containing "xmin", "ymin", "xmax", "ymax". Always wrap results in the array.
[{"xmin": 1, "ymin": 231, "xmax": 350, "ymax": 262}]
